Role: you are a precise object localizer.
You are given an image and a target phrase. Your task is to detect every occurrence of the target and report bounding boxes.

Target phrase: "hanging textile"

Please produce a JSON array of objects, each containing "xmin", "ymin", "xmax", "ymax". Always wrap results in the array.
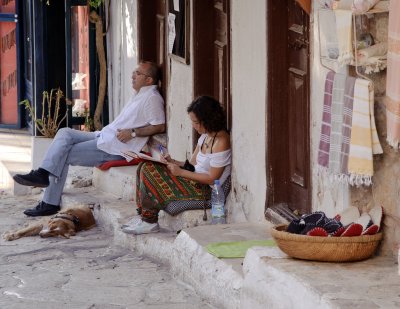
[
  {"xmin": 334, "ymin": 9, "xmax": 354, "ymax": 66},
  {"xmin": 328, "ymin": 73, "xmax": 347, "ymax": 177},
  {"xmin": 385, "ymin": 0, "xmax": 400, "ymax": 148},
  {"xmin": 318, "ymin": 71, "xmax": 336, "ymax": 169},
  {"xmin": 340, "ymin": 76, "xmax": 356, "ymax": 176},
  {"xmin": 295, "ymin": 0, "xmax": 311, "ymax": 14},
  {"xmin": 348, "ymin": 79, "xmax": 383, "ymax": 186}
]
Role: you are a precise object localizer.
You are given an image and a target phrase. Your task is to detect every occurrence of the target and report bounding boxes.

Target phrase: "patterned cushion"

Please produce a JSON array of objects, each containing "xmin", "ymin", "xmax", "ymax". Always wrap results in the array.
[{"xmin": 164, "ymin": 176, "xmax": 231, "ymax": 216}]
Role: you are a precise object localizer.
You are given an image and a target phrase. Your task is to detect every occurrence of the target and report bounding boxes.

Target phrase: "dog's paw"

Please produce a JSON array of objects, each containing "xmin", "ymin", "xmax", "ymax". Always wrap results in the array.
[{"xmin": 2, "ymin": 232, "xmax": 16, "ymax": 241}]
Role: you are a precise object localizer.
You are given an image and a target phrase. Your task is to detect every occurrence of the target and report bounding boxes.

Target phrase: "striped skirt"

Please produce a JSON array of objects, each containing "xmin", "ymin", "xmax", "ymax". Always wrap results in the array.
[{"xmin": 136, "ymin": 162, "xmax": 210, "ymax": 223}]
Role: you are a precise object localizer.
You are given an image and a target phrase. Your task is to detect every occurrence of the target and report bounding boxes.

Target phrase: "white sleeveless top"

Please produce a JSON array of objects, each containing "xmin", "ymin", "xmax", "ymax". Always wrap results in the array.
[{"xmin": 194, "ymin": 134, "xmax": 231, "ymax": 184}]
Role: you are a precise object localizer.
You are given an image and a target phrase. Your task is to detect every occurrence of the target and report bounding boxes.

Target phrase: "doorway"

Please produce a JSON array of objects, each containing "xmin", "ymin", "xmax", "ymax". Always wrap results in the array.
[
  {"xmin": 193, "ymin": 0, "xmax": 231, "ymax": 147},
  {"xmin": 137, "ymin": 0, "xmax": 167, "ymax": 99},
  {"xmin": 267, "ymin": 0, "xmax": 311, "ymax": 214}
]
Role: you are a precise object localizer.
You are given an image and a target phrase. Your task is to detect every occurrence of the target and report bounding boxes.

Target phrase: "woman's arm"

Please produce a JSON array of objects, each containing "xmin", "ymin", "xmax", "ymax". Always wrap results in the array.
[
  {"xmin": 167, "ymin": 164, "xmax": 225, "ymax": 185},
  {"xmin": 189, "ymin": 144, "xmax": 200, "ymax": 165},
  {"xmin": 162, "ymin": 143, "xmax": 200, "ymax": 166}
]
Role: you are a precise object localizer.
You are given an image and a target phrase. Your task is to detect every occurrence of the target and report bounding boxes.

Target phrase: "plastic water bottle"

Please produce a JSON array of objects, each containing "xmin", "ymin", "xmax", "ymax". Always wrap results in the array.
[{"xmin": 211, "ymin": 179, "xmax": 226, "ymax": 224}]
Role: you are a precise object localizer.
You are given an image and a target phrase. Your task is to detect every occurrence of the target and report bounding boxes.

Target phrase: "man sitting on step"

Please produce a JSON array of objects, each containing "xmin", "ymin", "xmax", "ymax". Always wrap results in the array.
[{"xmin": 14, "ymin": 61, "xmax": 165, "ymax": 217}]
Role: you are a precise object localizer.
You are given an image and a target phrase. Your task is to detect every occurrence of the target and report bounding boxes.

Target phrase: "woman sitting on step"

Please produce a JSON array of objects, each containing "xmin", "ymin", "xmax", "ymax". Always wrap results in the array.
[{"xmin": 122, "ymin": 95, "xmax": 231, "ymax": 235}]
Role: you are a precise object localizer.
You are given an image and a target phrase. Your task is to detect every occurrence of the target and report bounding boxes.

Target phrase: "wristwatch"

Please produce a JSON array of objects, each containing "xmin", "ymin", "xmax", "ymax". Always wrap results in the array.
[{"xmin": 131, "ymin": 129, "xmax": 136, "ymax": 138}]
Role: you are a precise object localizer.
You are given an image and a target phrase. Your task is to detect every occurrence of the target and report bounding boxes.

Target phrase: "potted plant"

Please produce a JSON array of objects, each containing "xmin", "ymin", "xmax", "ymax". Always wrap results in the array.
[
  {"xmin": 20, "ymin": 88, "xmax": 69, "ymax": 169},
  {"xmin": 20, "ymin": 88, "xmax": 68, "ymax": 138}
]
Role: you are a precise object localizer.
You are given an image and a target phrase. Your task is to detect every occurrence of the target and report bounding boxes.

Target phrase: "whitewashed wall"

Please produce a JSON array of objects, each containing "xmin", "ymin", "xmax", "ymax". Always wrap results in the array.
[
  {"xmin": 230, "ymin": 0, "xmax": 267, "ymax": 222},
  {"xmin": 165, "ymin": 60, "xmax": 194, "ymax": 161},
  {"xmin": 106, "ymin": 0, "xmax": 138, "ymax": 121}
]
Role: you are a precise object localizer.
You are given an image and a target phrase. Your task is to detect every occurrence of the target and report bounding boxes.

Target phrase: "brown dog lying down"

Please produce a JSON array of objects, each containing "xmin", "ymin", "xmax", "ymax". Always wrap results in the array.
[{"xmin": 3, "ymin": 207, "xmax": 96, "ymax": 241}]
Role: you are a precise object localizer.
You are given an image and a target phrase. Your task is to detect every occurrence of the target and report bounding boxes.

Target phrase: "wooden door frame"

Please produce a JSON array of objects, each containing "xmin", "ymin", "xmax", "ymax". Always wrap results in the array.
[
  {"xmin": 266, "ymin": 0, "xmax": 311, "ymax": 213},
  {"xmin": 137, "ymin": 0, "xmax": 167, "ymax": 99}
]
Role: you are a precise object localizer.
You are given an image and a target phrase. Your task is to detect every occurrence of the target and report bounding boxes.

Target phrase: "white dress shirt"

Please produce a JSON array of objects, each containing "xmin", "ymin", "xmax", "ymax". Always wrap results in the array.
[{"xmin": 97, "ymin": 85, "xmax": 165, "ymax": 156}]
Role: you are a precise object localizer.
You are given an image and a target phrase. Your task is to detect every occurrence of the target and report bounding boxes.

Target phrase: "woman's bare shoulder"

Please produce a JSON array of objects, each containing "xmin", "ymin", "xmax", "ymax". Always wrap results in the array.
[{"xmin": 213, "ymin": 131, "xmax": 231, "ymax": 152}]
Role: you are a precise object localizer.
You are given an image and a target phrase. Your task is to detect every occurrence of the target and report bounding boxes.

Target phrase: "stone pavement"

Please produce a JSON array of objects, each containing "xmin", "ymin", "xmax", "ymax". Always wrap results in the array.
[
  {"xmin": 2, "ymin": 129, "xmax": 400, "ymax": 309},
  {"xmin": 0, "ymin": 191, "xmax": 213, "ymax": 309}
]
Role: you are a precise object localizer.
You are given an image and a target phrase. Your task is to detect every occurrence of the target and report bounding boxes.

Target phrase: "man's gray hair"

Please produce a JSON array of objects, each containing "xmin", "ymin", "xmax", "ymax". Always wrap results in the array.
[{"xmin": 141, "ymin": 61, "xmax": 160, "ymax": 85}]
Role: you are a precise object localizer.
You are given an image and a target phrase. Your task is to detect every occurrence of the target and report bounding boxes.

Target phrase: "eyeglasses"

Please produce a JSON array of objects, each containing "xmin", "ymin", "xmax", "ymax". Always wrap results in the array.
[{"xmin": 133, "ymin": 70, "xmax": 151, "ymax": 78}]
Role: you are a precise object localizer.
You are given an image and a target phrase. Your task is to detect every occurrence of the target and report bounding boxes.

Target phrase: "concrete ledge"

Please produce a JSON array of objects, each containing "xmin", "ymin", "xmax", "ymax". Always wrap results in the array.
[
  {"xmin": 61, "ymin": 187, "xmax": 400, "ymax": 309},
  {"xmin": 61, "ymin": 187, "xmax": 271, "ymax": 308},
  {"xmin": 158, "ymin": 209, "xmax": 212, "ymax": 231},
  {"xmin": 241, "ymin": 247, "xmax": 399, "ymax": 309},
  {"xmin": 93, "ymin": 166, "xmax": 138, "ymax": 202}
]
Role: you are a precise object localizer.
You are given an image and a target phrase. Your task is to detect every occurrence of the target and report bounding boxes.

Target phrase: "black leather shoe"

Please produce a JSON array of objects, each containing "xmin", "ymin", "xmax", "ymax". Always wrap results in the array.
[
  {"xmin": 24, "ymin": 201, "xmax": 60, "ymax": 217},
  {"xmin": 13, "ymin": 170, "xmax": 49, "ymax": 188}
]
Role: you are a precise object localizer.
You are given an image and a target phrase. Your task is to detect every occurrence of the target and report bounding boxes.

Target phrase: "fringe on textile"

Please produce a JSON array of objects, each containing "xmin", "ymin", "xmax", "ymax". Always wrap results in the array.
[
  {"xmin": 349, "ymin": 173, "xmax": 373, "ymax": 187},
  {"xmin": 337, "ymin": 51, "xmax": 354, "ymax": 67}
]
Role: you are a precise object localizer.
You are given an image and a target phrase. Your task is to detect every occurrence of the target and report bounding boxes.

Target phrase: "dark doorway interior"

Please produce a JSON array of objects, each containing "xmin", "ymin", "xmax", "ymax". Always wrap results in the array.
[
  {"xmin": 192, "ymin": 0, "xmax": 231, "ymax": 147},
  {"xmin": 138, "ymin": 0, "xmax": 167, "ymax": 99}
]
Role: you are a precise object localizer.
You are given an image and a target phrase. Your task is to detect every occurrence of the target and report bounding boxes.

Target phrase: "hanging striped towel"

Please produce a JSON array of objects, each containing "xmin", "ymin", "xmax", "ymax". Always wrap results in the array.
[
  {"xmin": 385, "ymin": 0, "xmax": 400, "ymax": 148},
  {"xmin": 348, "ymin": 79, "xmax": 383, "ymax": 186},
  {"xmin": 318, "ymin": 71, "xmax": 336, "ymax": 169},
  {"xmin": 340, "ymin": 76, "xmax": 356, "ymax": 176},
  {"xmin": 334, "ymin": 9, "xmax": 354, "ymax": 66},
  {"xmin": 328, "ymin": 73, "xmax": 346, "ymax": 178}
]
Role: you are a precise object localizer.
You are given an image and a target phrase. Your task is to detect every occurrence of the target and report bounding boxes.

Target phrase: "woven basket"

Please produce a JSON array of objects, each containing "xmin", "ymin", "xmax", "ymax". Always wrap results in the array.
[{"xmin": 271, "ymin": 224, "xmax": 383, "ymax": 262}]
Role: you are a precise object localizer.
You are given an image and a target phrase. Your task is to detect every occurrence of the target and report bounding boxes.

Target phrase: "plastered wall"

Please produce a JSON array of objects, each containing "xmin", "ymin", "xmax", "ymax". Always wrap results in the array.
[
  {"xmin": 229, "ymin": 0, "xmax": 267, "ymax": 222},
  {"xmin": 165, "ymin": 60, "xmax": 194, "ymax": 162}
]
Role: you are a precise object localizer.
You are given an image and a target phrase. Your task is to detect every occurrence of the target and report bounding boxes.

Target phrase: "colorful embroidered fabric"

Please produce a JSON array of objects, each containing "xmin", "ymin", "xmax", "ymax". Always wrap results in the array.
[{"xmin": 136, "ymin": 162, "xmax": 210, "ymax": 223}]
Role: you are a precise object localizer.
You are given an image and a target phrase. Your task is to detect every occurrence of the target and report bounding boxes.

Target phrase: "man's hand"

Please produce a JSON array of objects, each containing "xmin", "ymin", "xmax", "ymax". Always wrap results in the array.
[
  {"xmin": 116, "ymin": 124, "xmax": 165, "ymax": 143},
  {"xmin": 116, "ymin": 129, "xmax": 133, "ymax": 143}
]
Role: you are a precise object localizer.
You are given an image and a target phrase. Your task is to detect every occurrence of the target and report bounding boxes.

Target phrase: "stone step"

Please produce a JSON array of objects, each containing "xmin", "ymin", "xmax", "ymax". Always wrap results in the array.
[
  {"xmin": 93, "ymin": 166, "xmax": 138, "ymax": 202},
  {"xmin": 0, "ymin": 130, "xmax": 33, "ymax": 196},
  {"xmin": 241, "ymin": 247, "xmax": 399, "ymax": 309},
  {"xmin": 61, "ymin": 186, "xmax": 273, "ymax": 308}
]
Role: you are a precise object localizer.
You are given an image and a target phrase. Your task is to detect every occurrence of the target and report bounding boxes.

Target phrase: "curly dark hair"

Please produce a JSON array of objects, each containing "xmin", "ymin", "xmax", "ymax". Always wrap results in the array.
[{"xmin": 187, "ymin": 96, "xmax": 227, "ymax": 132}]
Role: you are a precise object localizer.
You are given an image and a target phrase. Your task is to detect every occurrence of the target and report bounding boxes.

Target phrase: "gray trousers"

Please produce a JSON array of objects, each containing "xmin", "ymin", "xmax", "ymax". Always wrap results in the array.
[{"xmin": 41, "ymin": 128, "xmax": 124, "ymax": 205}]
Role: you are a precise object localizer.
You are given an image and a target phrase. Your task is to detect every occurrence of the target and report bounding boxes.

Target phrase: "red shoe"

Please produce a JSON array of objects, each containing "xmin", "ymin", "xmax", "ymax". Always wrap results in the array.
[
  {"xmin": 362, "ymin": 224, "xmax": 379, "ymax": 235},
  {"xmin": 341, "ymin": 223, "xmax": 363, "ymax": 237},
  {"xmin": 307, "ymin": 227, "xmax": 328, "ymax": 237},
  {"xmin": 355, "ymin": 213, "xmax": 372, "ymax": 231},
  {"xmin": 331, "ymin": 226, "xmax": 345, "ymax": 237}
]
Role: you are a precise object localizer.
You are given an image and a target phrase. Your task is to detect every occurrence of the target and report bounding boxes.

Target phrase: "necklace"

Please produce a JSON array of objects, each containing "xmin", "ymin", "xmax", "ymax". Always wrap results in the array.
[{"xmin": 203, "ymin": 132, "xmax": 218, "ymax": 151}]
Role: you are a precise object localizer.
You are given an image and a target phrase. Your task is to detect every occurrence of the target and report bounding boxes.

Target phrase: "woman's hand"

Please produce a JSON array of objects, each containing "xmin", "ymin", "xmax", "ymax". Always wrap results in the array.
[
  {"xmin": 167, "ymin": 163, "xmax": 183, "ymax": 176},
  {"xmin": 160, "ymin": 153, "xmax": 173, "ymax": 164}
]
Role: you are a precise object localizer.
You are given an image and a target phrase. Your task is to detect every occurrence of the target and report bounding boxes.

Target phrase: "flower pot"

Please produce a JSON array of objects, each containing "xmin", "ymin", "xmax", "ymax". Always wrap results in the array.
[{"xmin": 31, "ymin": 136, "xmax": 53, "ymax": 170}]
